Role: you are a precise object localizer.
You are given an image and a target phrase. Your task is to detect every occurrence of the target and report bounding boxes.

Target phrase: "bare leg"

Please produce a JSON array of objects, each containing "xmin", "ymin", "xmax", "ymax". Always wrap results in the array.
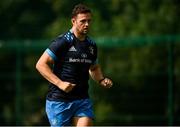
[{"xmin": 73, "ymin": 117, "xmax": 93, "ymax": 126}]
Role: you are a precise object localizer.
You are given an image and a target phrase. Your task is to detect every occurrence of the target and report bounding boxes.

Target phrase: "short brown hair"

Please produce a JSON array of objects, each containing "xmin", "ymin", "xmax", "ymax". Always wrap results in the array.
[{"xmin": 71, "ymin": 3, "xmax": 91, "ymax": 18}]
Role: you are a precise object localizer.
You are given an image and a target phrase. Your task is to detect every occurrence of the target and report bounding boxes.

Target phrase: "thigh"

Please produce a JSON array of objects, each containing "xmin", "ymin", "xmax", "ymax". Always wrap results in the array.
[
  {"xmin": 46, "ymin": 100, "xmax": 73, "ymax": 126},
  {"xmin": 73, "ymin": 116, "xmax": 93, "ymax": 126},
  {"xmin": 73, "ymin": 99, "xmax": 94, "ymax": 126}
]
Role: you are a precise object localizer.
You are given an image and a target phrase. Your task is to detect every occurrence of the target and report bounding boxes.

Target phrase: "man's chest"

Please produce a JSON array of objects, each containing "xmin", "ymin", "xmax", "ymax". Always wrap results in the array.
[{"xmin": 64, "ymin": 43, "xmax": 95, "ymax": 64}]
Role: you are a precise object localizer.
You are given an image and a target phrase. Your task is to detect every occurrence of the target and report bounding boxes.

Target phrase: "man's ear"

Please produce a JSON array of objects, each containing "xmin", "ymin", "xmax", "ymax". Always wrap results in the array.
[{"xmin": 71, "ymin": 18, "xmax": 75, "ymax": 24}]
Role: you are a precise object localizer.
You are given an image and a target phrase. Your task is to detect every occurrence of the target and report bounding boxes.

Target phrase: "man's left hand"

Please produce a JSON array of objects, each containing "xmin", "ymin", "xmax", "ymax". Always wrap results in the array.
[{"xmin": 100, "ymin": 78, "xmax": 113, "ymax": 88}]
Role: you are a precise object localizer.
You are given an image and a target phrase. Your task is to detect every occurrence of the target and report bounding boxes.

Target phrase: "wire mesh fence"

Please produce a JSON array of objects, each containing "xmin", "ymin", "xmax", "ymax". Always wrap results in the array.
[{"xmin": 0, "ymin": 36, "xmax": 180, "ymax": 125}]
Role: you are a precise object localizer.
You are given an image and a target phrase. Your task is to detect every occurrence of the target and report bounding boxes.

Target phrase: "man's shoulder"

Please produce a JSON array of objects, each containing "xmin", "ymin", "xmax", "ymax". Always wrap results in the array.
[
  {"xmin": 53, "ymin": 31, "xmax": 74, "ymax": 44},
  {"xmin": 57, "ymin": 31, "xmax": 74, "ymax": 42},
  {"xmin": 86, "ymin": 36, "xmax": 96, "ymax": 46}
]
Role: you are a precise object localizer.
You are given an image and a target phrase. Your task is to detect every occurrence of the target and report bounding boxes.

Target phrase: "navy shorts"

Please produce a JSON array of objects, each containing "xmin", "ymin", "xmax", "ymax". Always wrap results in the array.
[{"xmin": 46, "ymin": 99, "xmax": 94, "ymax": 126}]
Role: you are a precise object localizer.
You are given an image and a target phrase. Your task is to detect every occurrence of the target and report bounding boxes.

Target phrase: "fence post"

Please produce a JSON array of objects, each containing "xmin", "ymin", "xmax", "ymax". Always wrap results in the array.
[
  {"xmin": 167, "ymin": 41, "xmax": 174, "ymax": 126},
  {"xmin": 15, "ymin": 44, "xmax": 22, "ymax": 125}
]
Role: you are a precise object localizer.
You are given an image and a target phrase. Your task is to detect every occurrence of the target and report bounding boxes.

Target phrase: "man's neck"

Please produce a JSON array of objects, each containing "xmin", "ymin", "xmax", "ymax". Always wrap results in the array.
[{"xmin": 71, "ymin": 28, "xmax": 86, "ymax": 41}]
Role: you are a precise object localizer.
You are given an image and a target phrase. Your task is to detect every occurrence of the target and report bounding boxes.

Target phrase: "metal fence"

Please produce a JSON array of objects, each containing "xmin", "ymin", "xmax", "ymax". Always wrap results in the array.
[{"xmin": 0, "ymin": 35, "xmax": 180, "ymax": 126}]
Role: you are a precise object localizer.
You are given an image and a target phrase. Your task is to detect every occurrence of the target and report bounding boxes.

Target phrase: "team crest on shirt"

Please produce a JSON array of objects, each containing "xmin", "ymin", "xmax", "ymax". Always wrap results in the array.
[{"xmin": 89, "ymin": 46, "xmax": 94, "ymax": 55}]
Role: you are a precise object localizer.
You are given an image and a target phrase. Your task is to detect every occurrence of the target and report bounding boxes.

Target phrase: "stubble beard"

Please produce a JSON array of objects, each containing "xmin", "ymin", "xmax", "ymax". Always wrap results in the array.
[{"xmin": 79, "ymin": 29, "xmax": 88, "ymax": 36}]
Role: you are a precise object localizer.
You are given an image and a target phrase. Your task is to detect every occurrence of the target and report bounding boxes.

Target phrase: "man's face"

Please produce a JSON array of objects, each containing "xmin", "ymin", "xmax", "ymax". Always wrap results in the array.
[{"xmin": 72, "ymin": 13, "xmax": 91, "ymax": 35}]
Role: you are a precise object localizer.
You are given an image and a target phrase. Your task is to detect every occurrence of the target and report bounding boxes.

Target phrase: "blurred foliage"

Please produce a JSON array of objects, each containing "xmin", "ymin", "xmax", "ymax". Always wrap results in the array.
[
  {"xmin": 0, "ymin": 0, "xmax": 179, "ymax": 39},
  {"xmin": 0, "ymin": 0, "xmax": 180, "ymax": 126}
]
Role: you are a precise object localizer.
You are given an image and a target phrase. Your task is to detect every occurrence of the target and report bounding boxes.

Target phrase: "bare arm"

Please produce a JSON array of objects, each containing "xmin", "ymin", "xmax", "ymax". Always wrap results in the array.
[
  {"xmin": 89, "ymin": 64, "xmax": 104, "ymax": 82},
  {"xmin": 89, "ymin": 64, "xmax": 113, "ymax": 88},
  {"xmin": 36, "ymin": 51, "xmax": 75, "ymax": 93}
]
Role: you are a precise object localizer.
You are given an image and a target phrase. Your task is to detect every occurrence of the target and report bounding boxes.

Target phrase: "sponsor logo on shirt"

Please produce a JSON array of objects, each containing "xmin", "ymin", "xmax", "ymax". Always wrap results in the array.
[
  {"xmin": 69, "ymin": 57, "xmax": 92, "ymax": 63},
  {"xmin": 81, "ymin": 53, "xmax": 87, "ymax": 58},
  {"xmin": 69, "ymin": 46, "xmax": 77, "ymax": 52}
]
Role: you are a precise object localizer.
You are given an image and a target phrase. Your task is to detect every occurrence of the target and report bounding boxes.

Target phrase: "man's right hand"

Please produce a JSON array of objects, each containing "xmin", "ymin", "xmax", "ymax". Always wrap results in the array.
[{"xmin": 57, "ymin": 81, "xmax": 76, "ymax": 93}]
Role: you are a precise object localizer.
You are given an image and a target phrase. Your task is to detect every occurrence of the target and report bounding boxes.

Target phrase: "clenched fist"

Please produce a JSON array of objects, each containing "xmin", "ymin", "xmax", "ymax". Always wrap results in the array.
[
  {"xmin": 57, "ymin": 81, "xmax": 76, "ymax": 93},
  {"xmin": 99, "ymin": 78, "xmax": 113, "ymax": 88}
]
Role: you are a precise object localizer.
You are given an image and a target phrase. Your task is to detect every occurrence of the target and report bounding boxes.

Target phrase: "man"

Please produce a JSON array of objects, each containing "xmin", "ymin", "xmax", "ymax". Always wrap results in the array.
[{"xmin": 36, "ymin": 3, "xmax": 113, "ymax": 126}]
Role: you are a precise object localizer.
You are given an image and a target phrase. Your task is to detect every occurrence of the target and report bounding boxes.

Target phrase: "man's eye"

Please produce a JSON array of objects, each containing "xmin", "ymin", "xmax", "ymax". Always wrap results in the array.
[
  {"xmin": 86, "ymin": 19, "xmax": 91, "ymax": 23},
  {"xmin": 81, "ymin": 20, "xmax": 86, "ymax": 23},
  {"xmin": 80, "ymin": 20, "xmax": 91, "ymax": 24}
]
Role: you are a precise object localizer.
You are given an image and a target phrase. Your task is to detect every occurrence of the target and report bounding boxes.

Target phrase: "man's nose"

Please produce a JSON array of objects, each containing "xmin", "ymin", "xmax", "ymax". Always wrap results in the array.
[{"xmin": 85, "ymin": 21, "xmax": 90, "ymax": 26}]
